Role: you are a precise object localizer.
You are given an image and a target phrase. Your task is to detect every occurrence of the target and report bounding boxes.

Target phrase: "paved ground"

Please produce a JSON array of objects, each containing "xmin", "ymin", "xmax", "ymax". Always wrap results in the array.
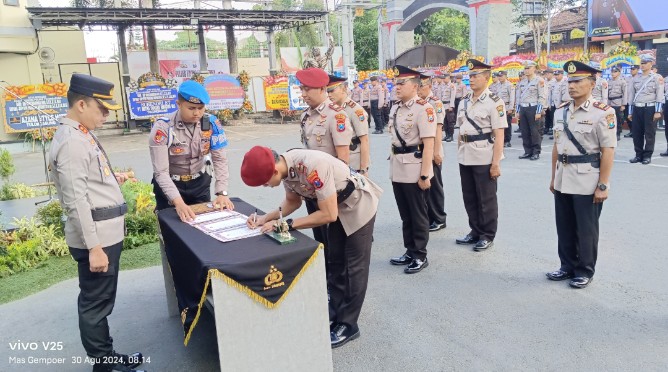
[{"xmin": 1, "ymin": 123, "xmax": 667, "ymax": 371}]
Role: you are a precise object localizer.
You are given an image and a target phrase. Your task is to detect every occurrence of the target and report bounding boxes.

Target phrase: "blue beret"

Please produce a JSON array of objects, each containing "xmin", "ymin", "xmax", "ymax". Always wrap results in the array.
[{"xmin": 178, "ymin": 80, "xmax": 210, "ymax": 105}]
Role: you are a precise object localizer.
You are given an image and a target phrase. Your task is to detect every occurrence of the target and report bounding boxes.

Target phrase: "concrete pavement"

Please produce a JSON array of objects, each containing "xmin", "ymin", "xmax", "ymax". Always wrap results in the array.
[{"xmin": 1, "ymin": 123, "xmax": 667, "ymax": 371}]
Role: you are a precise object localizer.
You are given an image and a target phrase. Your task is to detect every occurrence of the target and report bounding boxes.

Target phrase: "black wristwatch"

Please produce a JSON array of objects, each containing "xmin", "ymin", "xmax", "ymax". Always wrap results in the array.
[
  {"xmin": 597, "ymin": 183, "xmax": 608, "ymax": 191},
  {"xmin": 286, "ymin": 218, "xmax": 295, "ymax": 231},
  {"xmin": 215, "ymin": 191, "xmax": 228, "ymax": 196},
  {"xmin": 420, "ymin": 175, "xmax": 429, "ymax": 181}
]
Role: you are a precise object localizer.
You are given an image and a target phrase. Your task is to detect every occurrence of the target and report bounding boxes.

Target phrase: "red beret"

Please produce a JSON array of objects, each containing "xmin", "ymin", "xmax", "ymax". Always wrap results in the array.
[
  {"xmin": 240, "ymin": 146, "xmax": 275, "ymax": 187},
  {"xmin": 296, "ymin": 68, "xmax": 329, "ymax": 88}
]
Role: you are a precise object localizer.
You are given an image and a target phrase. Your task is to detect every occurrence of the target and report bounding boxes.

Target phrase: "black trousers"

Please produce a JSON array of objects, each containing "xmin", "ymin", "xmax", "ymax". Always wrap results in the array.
[
  {"xmin": 459, "ymin": 164, "xmax": 498, "ymax": 241},
  {"xmin": 153, "ymin": 173, "xmax": 212, "ymax": 211},
  {"xmin": 504, "ymin": 112, "xmax": 512, "ymax": 143},
  {"xmin": 370, "ymin": 100, "xmax": 385, "ymax": 131},
  {"xmin": 444, "ymin": 109, "xmax": 456, "ymax": 137},
  {"xmin": 427, "ymin": 162, "xmax": 447, "ymax": 225},
  {"xmin": 328, "ymin": 215, "xmax": 375, "ymax": 329},
  {"xmin": 363, "ymin": 107, "xmax": 371, "ymax": 128},
  {"xmin": 631, "ymin": 105, "xmax": 657, "ymax": 159},
  {"xmin": 554, "ymin": 191, "xmax": 602, "ymax": 278},
  {"xmin": 612, "ymin": 106, "xmax": 624, "ymax": 136},
  {"xmin": 623, "ymin": 105, "xmax": 631, "ymax": 131},
  {"xmin": 544, "ymin": 106, "xmax": 554, "ymax": 133},
  {"xmin": 519, "ymin": 105, "xmax": 542, "ymax": 155},
  {"xmin": 70, "ymin": 242, "xmax": 123, "ymax": 358},
  {"xmin": 305, "ymin": 198, "xmax": 330, "ymax": 272},
  {"xmin": 382, "ymin": 104, "xmax": 390, "ymax": 126},
  {"xmin": 392, "ymin": 182, "xmax": 429, "ymax": 260},
  {"xmin": 664, "ymin": 100, "xmax": 668, "ymax": 146}
]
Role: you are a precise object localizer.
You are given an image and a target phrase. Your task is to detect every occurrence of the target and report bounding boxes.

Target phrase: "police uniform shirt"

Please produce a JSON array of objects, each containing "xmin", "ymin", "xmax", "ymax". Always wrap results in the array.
[
  {"xmin": 427, "ymin": 93, "xmax": 445, "ymax": 159},
  {"xmin": 664, "ymin": 75, "xmax": 668, "ymax": 101},
  {"xmin": 518, "ymin": 75, "xmax": 547, "ymax": 110},
  {"xmin": 351, "ymin": 86, "xmax": 362, "ymax": 104},
  {"xmin": 389, "ymin": 96, "xmax": 436, "ymax": 183},
  {"xmin": 629, "ymin": 72, "xmax": 665, "ymax": 114},
  {"xmin": 384, "ymin": 85, "xmax": 391, "ymax": 106},
  {"xmin": 370, "ymin": 83, "xmax": 385, "ymax": 102},
  {"xmin": 49, "ymin": 117, "xmax": 125, "ymax": 250},
  {"xmin": 361, "ymin": 86, "xmax": 371, "ymax": 107},
  {"xmin": 607, "ymin": 76, "xmax": 628, "ymax": 106},
  {"xmin": 455, "ymin": 81, "xmax": 467, "ymax": 98},
  {"xmin": 552, "ymin": 78, "xmax": 570, "ymax": 106},
  {"xmin": 553, "ymin": 99, "xmax": 617, "ymax": 195},
  {"xmin": 496, "ymin": 81, "xmax": 515, "ymax": 111},
  {"xmin": 281, "ymin": 149, "xmax": 382, "ymax": 236},
  {"xmin": 440, "ymin": 82, "xmax": 456, "ymax": 109},
  {"xmin": 342, "ymin": 98, "xmax": 369, "ymax": 170},
  {"xmin": 300, "ymin": 98, "xmax": 353, "ymax": 157},
  {"xmin": 592, "ymin": 77, "xmax": 609, "ymax": 103},
  {"xmin": 149, "ymin": 111, "xmax": 229, "ymax": 202},
  {"xmin": 456, "ymin": 89, "xmax": 508, "ymax": 165}
]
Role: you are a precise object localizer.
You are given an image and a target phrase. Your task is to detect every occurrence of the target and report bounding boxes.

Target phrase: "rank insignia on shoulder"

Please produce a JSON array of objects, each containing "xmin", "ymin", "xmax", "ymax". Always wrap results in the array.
[
  {"xmin": 593, "ymin": 101, "xmax": 609, "ymax": 111},
  {"xmin": 78, "ymin": 124, "xmax": 89, "ymax": 134},
  {"xmin": 490, "ymin": 93, "xmax": 500, "ymax": 102},
  {"xmin": 465, "ymin": 92, "xmax": 472, "ymax": 99},
  {"xmin": 329, "ymin": 103, "xmax": 343, "ymax": 112},
  {"xmin": 348, "ymin": 101, "xmax": 357, "ymax": 107},
  {"xmin": 306, "ymin": 170, "xmax": 324, "ymax": 189},
  {"xmin": 416, "ymin": 98, "xmax": 427, "ymax": 105}
]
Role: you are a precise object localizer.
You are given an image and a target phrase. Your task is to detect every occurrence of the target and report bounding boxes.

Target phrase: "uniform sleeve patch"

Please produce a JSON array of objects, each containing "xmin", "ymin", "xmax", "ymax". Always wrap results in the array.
[
  {"xmin": 355, "ymin": 109, "xmax": 365, "ymax": 121},
  {"xmin": 436, "ymin": 102, "xmax": 443, "ymax": 113},
  {"xmin": 154, "ymin": 129, "xmax": 167, "ymax": 144},
  {"xmin": 306, "ymin": 170, "xmax": 324, "ymax": 189},
  {"xmin": 496, "ymin": 105, "xmax": 505, "ymax": 117},
  {"xmin": 606, "ymin": 113, "xmax": 616, "ymax": 129},
  {"xmin": 426, "ymin": 107, "xmax": 435, "ymax": 123}
]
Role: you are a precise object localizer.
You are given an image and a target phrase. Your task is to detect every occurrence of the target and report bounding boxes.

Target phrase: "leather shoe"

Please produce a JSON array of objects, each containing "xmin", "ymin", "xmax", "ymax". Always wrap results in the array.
[
  {"xmin": 623, "ymin": 132, "xmax": 633, "ymax": 138},
  {"xmin": 660, "ymin": 150, "xmax": 668, "ymax": 157},
  {"xmin": 504, "ymin": 142, "xmax": 511, "ymax": 147},
  {"xmin": 404, "ymin": 258, "xmax": 428, "ymax": 273},
  {"xmin": 642, "ymin": 158, "xmax": 651, "ymax": 165},
  {"xmin": 473, "ymin": 239, "xmax": 493, "ymax": 251},
  {"xmin": 330, "ymin": 323, "xmax": 360, "ymax": 348},
  {"xmin": 390, "ymin": 253, "xmax": 412, "ymax": 265},
  {"xmin": 569, "ymin": 276, "xmax": 593, "ymax": 289},
  {"xmin": 549, "ymin": 135, "xmax": 554, "ymax": 140},
  {"xmin": 616, "ymin": 134, "xmax": 621, "ymax": 141},
  {"xmin": 530, "ymin": 154, "xmax": 540, "ymax": 160},
  {"xmin": 629, "ymin": 157, "xmax": 642, "ymax": 163},
  {"xmin": 445, "ymin": 136, "xmax": 453, "ymax": 142},
  {"xmin": 456, "ymin": 234, "xmax": 478, "ymax": 245},
  {"xmin": 372, "ymin": 130, "xmax": 383, "ymax": 134},
  {"xmin": 519, "ymin": 153, "xmax": 532, "ymax": 159},
  {"xmin": 546, "ymin": 269, "xmax": 573, "ymax": 281},
  {"xmin": 429, "ymin": 222, "xmax": 446, "ymax": 231}
]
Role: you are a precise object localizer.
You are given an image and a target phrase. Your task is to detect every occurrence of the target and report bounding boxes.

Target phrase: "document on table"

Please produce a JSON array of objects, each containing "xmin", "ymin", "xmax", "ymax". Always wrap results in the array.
[{"xmin": 187, "ymin": 210, "xmax": 262, "ymax": 242}]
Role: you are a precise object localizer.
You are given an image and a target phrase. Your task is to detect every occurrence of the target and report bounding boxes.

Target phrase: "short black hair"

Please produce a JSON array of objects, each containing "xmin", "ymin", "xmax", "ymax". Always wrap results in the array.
[
  {"xmin": 67, "ymin": 91, "xmax": 93, "ymax": 108},
  {"xmin": 272, "ymin": 150, "xmax": 280, "ymax": 164}
]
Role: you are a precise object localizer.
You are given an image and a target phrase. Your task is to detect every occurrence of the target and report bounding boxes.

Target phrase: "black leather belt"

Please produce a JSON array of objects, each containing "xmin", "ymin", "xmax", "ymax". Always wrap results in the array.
[
  {"xmin": 608, "ymin": 95, "xmax": 623, "ymax": 100},
  {"xmin": 171, "ymin": 171, "xmax": 205, "ymax": 182},
  {"xmin": 461, "ymin": 133, "xmax": 492, "ymax": 143},
  {"xmin": 91, "ymin": 203, "xmax": 128, "ymax": 221},
  {"xmin": 558, "ymin": 153, "xmax": 600, "ymax": 164},
  {"xmin": 444, "ymin": 101, "xmax": 451, "ymax": 104},
  {"xmin": 336, "ymin": 181, "xmax": 356, "ymax": 204},
  {"xmin": 391, "ymin": 144, "xmax": 422, "ymax": 154}
]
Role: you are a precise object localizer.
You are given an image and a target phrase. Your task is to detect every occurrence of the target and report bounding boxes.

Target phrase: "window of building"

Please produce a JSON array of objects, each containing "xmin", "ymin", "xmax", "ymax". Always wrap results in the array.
[{"xmin": 4, "ymin": 0, "xmax": 20, "ymax": 6}]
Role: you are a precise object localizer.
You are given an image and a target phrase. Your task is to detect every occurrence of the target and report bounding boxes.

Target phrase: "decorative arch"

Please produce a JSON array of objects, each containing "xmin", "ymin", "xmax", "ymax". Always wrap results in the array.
[{"xmin": 400, "ymin": 0, "xmax": 469, "ymax": 31}]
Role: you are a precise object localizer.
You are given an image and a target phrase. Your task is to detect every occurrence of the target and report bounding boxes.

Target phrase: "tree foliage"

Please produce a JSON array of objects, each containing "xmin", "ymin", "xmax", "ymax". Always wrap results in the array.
[
  {"xmin": 414, "ymin": 8, "xmax": 470, "ymax": 52},
  {"xmin": 353, "ymin": 9, "xmax": 379, "ymax": 71}
]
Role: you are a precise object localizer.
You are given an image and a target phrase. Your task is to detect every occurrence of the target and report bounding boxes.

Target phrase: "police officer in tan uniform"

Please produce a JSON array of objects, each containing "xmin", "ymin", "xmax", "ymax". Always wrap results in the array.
[
  {"xmin": 547, "ymin": 60, "xmax": 617, "ymax": 289},
  {"xmin": 241, "ymin": 146, "xmax": 382, "ymax": 348},
  {"xmin": 454, "ymin": 60, "xmax": 507, "ymax": 252},
  {"xmin": 628, "ymin": 55, "xmax": 665, "ymax": 164},
  {"xmin": 496, "ymin": 71, "xmax": 515, "ymax": 147},
  {"xmin": 296, "ymin": 67, "xmax": 353, "ymax": 263},
  {"xmin": 327, "ymin": 74, "xmax": 370, "ymax": 175},
  {"xmin": 592, "ymin": 71, "xmax": 609, "ymax": 104},
  {"xmin": 662, "ymin": 74, "xmax": 668, "ymax": 156},
  {"xmin": 351, "ymin": 80, "xmax": 362, "ymax": 104},
  {"xmin": 623, "ymin": 65, "xmax": 640, "ymax": 137},
  {"xmin": 607, "ymin": 66, "xmax": 628, "ymax": 140},
  {"xmin": 418, "ymin": 72, "xmax": 447, "ymax": 232},
  {"xmin": 387, "ymin": 65, "xmax": 436, "ymax": 273},
  {"xmin": 549, "ymin": 70, "xmax": 571, "ymax": 139},
  {"xmin": 370, "ymin": 76, "xmax": 386, "ymax": 133},
  {"xmin": 517, "ymin": 61, "xmax": 547, "ymax": 160},
  {"xmin": 49, "ymin": 74, "xmax": 145, "ymax": 372},
  {"xmin": 361, "ymin": 80, "xmax": 371, "ymax": 123},
  {"xmin": 149, "ymin": 80, "xmax": 233, "ymax": 222},
  {"xmin": 454, "ymin": 73, "xmax": 467, "ymax": 111},
  {"xmin": 441, "ymin": 73, "xmax": 457, "ymax": 142}
]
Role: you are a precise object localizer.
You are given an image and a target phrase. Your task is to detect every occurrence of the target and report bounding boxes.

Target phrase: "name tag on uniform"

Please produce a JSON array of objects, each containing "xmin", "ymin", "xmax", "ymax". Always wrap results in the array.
[{"xmin": 577, "ymin": 120, "xmax": 593, "ymax": 125}]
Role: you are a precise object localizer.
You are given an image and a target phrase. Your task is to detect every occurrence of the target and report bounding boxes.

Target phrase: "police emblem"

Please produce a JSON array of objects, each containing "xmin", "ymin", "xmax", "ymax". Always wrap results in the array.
[
  {"xmin": 154, "ymin": 129, "xmax": 167, "ymax": 144},
  {"xmin": 567, "ymin": 62, "xmax": 576, "ymax": 74},
  {"xmin": 355, "ymin": 109, "xmax": 365, "ymax": 121},
  {"xmin": 467, "ymin": 61, "xmax": 474, "ymax": 69},
  {"xmin": 337, "ymin": 123, "xmax": 346, "ymax": 132},
  {"xmin": 426, "ymin": 107, "xmax": 435, "ymax": 123},
  {"xmin": 306, "ymin": 170, "xmax": 324, "ymax": 190},
  {"xmin": 606, "ymin": 113, "xmax": 616, "ymax": 129},
  {"xmin": 496, "ymin": 105, "xmax": 505, "ymax": 117}
]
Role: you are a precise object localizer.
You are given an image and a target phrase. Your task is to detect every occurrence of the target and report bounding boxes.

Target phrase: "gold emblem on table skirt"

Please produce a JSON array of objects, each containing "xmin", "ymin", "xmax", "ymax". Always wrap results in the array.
[{"xmin": 264, "ymin": 265, "xmax": 285, "ymax": 290}]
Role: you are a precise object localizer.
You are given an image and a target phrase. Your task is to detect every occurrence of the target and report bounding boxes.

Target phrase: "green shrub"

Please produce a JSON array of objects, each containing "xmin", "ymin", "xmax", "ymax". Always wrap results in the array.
[
  {"xmin": 0, "ymin": 218, "xmax": 68, "ymax": 278},
  {"xmin": 36, "ymin": 201, "xmax": 65, "ymax": 237},
  {"xmin": 120, "ymin": 180, "xmax": 158, "ymax": 250},
  {"xmin": 121, "ymin": 180, "xmax": 156, "ymax": 213},
  {"xmin": 0, "ymin": 238, "xmax": 45, "ymax": 278},
  {"xmin": 0, "ymin": 182, "xmax": 43, "ymax": 201},
  {"xmin": 0, "ymin": 148, "xmax": 15, "ymax": 182}
]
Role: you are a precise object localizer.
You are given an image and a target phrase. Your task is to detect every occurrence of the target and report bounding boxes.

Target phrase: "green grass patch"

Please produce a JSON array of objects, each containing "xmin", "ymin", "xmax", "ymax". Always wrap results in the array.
[{"xmin": 0, "ymin": 242, "xmax": 161, "ymax": 305}]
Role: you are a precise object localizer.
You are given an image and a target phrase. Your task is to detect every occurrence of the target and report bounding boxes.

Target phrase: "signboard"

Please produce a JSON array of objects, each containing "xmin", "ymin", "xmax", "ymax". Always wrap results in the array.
[
  {"xmin": 127, "ymin": 86, "xmax": 177, "ymax": 120},
  {"xmin": 2, "ymin": 83, "xmax": 68, "ymax": 133},
  {"xmin": 570, "ymin": 28, "xmax": 585, "ymax": 39},
  {"xmin": 263, "ymin": 76, "xmax": 289, "ymax": 110},
  {"xmin": 493, "ymin": 62, "xmax": 525, "ymax": 85},
  {"xmin": 588, "ymin": 0, "xmax": 668, "ymax": 37},
  {"xmin": 288, "ymin": 74, "xmax": 308, "ymax": 111},
  {"xmin": 203, "ymin": 75, "xmax": 244, "ymax": 110}
]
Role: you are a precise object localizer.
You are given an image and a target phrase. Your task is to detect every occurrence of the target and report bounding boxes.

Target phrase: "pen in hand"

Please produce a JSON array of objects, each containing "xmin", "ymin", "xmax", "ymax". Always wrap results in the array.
[{"xmin": 253, "ymin": 208, "xmax": 257, "ymax": 226}]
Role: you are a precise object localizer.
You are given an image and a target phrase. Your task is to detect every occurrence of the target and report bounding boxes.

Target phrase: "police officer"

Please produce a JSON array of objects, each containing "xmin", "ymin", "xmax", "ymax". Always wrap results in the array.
[
  {"xmin": 544, "ymin": 69, "xmax": 555, "ymax": 135},
  {"xmin": 515, "ymin": 71, "xmax": 526, "ymax": 134},
  {"xmin": 149, "ymin": 80, "xmax": 233, "ymax": 222},
  {"xmin": 418, "ymin": 72, "xmax": 447, "ymax": 232},
  {"xmin": 369, "ymin": 76, "xmax": 386, "ymax": 134},
  {"xmin": 387, "ymin": 65, "xmax": 436, "ymax": 273},
  {"xmin": 454, "ymin": 73, "xmax": 467, "ymax": 112},
  {"xmin": 441, "ymin": 73, "xmax": 457, "ymax": 142},
  {"xmin": 241, "ymin": 146, "xmax": 382, "ymax": 348},
  {"xmin": 549, "ymin": 70, "xmax": 571, "ymax": 140},
  {"xmin": 607, "ymin": 66, "xmax": 628, "ymax": 141},
  {"xmin": 382, "ymin": 79, "xmax": 391, "ymax": 126},
  {"xmin": 628, "ymin": 56, "xmax": 665, "ymax": 164},
  {"xmin": 662, "ymin": 74, "xmax": 668, "ymax": 157},
  {"xmin": 547, "ymin": 60, "xmax": 617, "ymax": 289},
  {"xmin": 49, "ymin": 74, "xmax": 145, "ymax": 372},
  {"xmin": 592, "ymin": 71, "xmax": 609, "ymax": 103},
  {"xmin": 623, "ymin": 65, "xmax": 640, "ymax": 137},
  {"xmin": 351, "ymin": 80, "xmax": 362, "ymax": 105},
  {"xmin": 517, "ymin": 61, "xmax": 547, "ymax": 160},
  {"xmin": 361, "ymin": 80, "xmax": 371, "ymax": 124},
  {"xmin": 496, "ymin": 71, "xmax": 515, "ymax": 147},
  {"xmin": 296, "ymin": 67, "xmax": 353, "ymax": 264},
  {"xmin": 454, "ymin": 60, "xmax": 507, "ymax": 252},
  {"xmin": 489, "ymin": 72, "xmax": 500, "ymax": 95},
  {"xmin": 327, "ymin": 75, "xmax": 370, "ymax": 175}
]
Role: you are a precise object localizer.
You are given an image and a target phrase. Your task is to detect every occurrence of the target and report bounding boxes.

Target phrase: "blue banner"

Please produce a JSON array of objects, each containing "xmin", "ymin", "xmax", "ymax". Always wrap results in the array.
[
  {"xmin": 288, "ymin": 74, "xmax": 308, "ymax": 111},
  {"xmin": 3, "ymin": 89, "xmax": 67, "ymax": 133},
  {"xmin": 127, "ymin": 87, "xmax": 178, "ymax": 120}
]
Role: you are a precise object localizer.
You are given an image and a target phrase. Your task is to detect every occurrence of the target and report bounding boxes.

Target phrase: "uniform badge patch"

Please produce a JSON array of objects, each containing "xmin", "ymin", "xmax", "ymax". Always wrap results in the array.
[
  {"xmin": 172, "ymin": 147, "xmax": 184, "ymax": 154},
  {"xmin": 154, "ymin": 129, "xmax": 167, "ymax": 144},
  {"xmin": 436, "ymin": 102, "xmax": 443, "ymax": 113},
  {"xmin": 201, "ymin": 130, "xmax": 212, "ymax": 139},
  {"xmin": 606, "ymin": 113, "xmax": 616, "ymax": 129},
  {"xmin": 355, "ymin": 109, "xmax": 365, "ymax": 121},
  {"xmin": 335, "ymin": 113, "xmax": 346, "ymax": 123},
  {"xmin": 496, "ymin": 105, "xmax": 505, "ymax": 117},
  {"xmin": 289, "ymin": 167, "xmax": 296, "ymax": 178},
  {"xmin": 297, "ymin": 163, "xmax": 307, "ymax": 175},
  {"xmin": 337, "ymin": 122, "xmax": 346, "ymax": 132},
  {"xmin": 426, "ymin": 108, "xmax": 435, "ymax": 123},
  {"xmin": 306, "ymin": 170, "xmax": 324, "ymax": 190}
]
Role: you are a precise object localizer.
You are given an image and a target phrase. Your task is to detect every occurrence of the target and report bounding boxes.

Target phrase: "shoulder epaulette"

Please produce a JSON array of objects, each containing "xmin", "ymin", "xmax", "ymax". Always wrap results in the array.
[
  {"xmin": 329, "ymin": 103, "xmax": 343, "ymax": 112},
  {"xmin": 489, "ymin": 93, "xmax": 500, "ymax": 102},
  {"xmin": 429, "ymin": 96, "xmax": 438, "ymax": 101},
  {"xmin": 348, "ymin": 100, "xmax": 357, "ymax": 108},
  {"xmin": 593, "ymin": 101, "xmax": 609, "ymax": 111},
  {"xmin": 464, "ymin": 92, "xmax": 472, "ymax": 99},
  {"xmin": 558, "ymin": 101, "xmax": 570, "ymax": 109},
  {"xmin": 416, "ymin": 98, "xmax": 427, "ymax": 105},
  {"xmin": 155, "ymin": 116, "xmax": 170, "ymax": 124}
]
